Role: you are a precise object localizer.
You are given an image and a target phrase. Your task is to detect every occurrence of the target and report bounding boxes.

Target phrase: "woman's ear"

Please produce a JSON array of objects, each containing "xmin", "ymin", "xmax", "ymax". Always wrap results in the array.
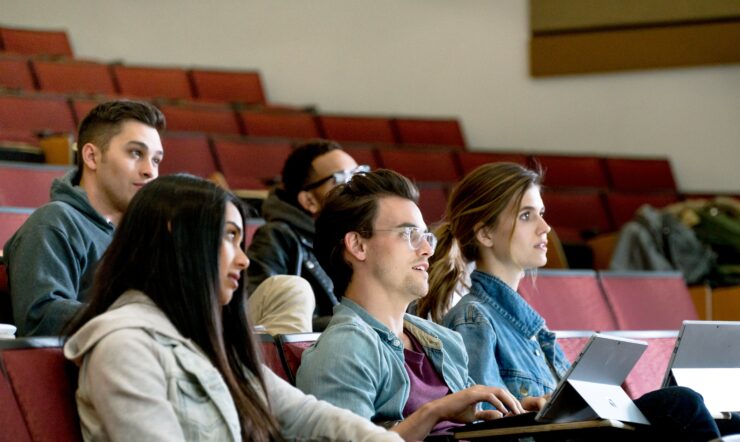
[
  {"xmin": 475, "ymin": 223, "xmax": 495, "ymax": 248},
  {"xmin": 297, "ymin": 190, "xmax": 320, "ymax": 215},
  {"xmin": 343, "ymin": 231, "xmax": 367, "ymax": 262}
]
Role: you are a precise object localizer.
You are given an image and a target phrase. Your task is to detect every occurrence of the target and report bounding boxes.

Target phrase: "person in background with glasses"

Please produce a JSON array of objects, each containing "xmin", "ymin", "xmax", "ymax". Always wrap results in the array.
[
  {"xmin": 296, "ymin": 169, "xmax": 526, "ymax": 441},
  {"xmin": 247, "ymin": 139, "xmax": 369, "ymax": 333}
]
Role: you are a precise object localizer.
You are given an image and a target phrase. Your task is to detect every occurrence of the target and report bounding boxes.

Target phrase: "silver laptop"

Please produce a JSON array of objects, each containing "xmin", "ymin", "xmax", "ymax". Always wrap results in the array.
[
  {"xmin": 536, "ymin": 333, "xmax": 650, "ymax": 425},
  {"xmin": 661, "ymin": 320, "xmax": 740, "ymax": 414}
]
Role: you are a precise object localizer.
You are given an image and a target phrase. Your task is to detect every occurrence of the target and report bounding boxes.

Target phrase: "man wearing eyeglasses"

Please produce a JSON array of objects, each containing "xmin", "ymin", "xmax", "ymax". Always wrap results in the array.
[
  {"xmin": 296, "ymin": 169, "xmax": 523, "ymax": 441},
  {"xmin": 247, "ymin": 139, "xmax": 369, "ymax": 332}
]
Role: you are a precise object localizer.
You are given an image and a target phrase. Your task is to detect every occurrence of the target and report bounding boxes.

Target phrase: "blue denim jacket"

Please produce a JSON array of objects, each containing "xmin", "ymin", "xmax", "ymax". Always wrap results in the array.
[
  {"xmin": 442, "ymin": 271, "xmax": 570, "ymax": 400},
  {"xmin": 296, "ymin": 298, "xmax": 474, "ymax": 423}
]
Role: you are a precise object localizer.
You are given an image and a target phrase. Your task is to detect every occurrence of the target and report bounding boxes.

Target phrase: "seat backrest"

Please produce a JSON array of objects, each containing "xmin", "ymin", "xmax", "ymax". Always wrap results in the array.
[
  {"xmin": 0, "ymin": 94, "xmax": 77, "ymax": 135},
  {"xmin": 604, "ymin": 191, "xmax": 681, "ymax": 229},
  {"xmin": 211, "ymin": 138, "xmax": 292, "ymax": 189},
  {"xmin": 418, "ymin": 184, "xmax": 449, "ymax": 225},
  {"xmin": 31, "ymin": 59, "xmax": 117, "ymax": 96},
  {"xmin": 0, "ymin": 338, "xmax": 82, "ymax": 442},
  {"xmin": 112, "ymin": 65, "xmax": 193, "ymax": 100},
  {"xmin": 377, "ymin": 148, "xmax": 461, "ymax": 183},
  {"xmin": 318, "ymin": 115, "xmax": 398, "ymax": 144},
  {"xmin": 189, "ymin": 69, "xmax": 266, "ymax": 105},
  {"xmin": 603, "ymin": 330, "xmax": 678, "ymax": 399},
  {"xmin": 240, "ymin": 111, "xmax": 320, "ymax": 139},
  {"xmin": 159, "ymin": 132, "xmax": 218, "ymax": 178},
  {"xmin": 554, "ymin": 330, "xmax": 594, "ymax": 363},
  {"xmin": 159, "ymin": 103, "xmax": 242, "ymax": 136},
  {"xmin": 540, "ymin": 189, "xmax": 612, "ymax": 242},
  {"xmin": 532, "ymin": 155, "xmax": 609, "ymax": 190},
  {"xmin": 598, "ymin": 271, "xmax": 698, "ymax": 330},
  {"xmin": 343, "ymin": 145, "xmax": 380, "ymax": 170},
  {"xmin": 0, "ymin": 54, "xmax": 35, "ymax": 91},
  {"xmin": 519, "ymin": 270, "xmax": 618, "ymax": 331},
  {"xmin": 0, "ymin": 27, "xmax": 73, "ymax": 57},
  {"xmin": 0, "ymin": 162, "xmax": 70, "ymax": 208},
  {"xmin": 277, "ymin": 332, "xmax": 320, "ymax": 385},
  {"xmin": 256, "ymin": 333, "xmax": 290, "ymax": 382},
  {"xmin": 392, "ymin": 117, "xmax": 466, "ymax": 149},
  {"xmin": 456, "ymin": 151, "xmax": 529, "ymax": 174},
  {"xmin": 0, "ymin": 364, "xmax": 32, "ymax": 442},
  {"xmin": 0, "ymin": 207, "xmax": 33, "ymax": 249},
  {"xmin": 605, "ymin": 157, "xmax": 677, "ymax": 193}
]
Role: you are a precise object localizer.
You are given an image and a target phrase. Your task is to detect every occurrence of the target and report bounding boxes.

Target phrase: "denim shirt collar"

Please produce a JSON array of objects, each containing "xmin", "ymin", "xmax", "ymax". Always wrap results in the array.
[
  {"xmin": 469, "ymin": 270, "xmax": 545, "ymax": 339},
  {"xmin": 339, "ymin": 298, "xmax": 444, "ymax": 351}
]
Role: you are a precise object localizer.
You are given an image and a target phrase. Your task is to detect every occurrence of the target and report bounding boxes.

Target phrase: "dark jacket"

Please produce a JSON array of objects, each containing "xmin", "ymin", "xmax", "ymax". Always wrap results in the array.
[
  {"xmin": 246, "ymin": 189, "xmax": 337, "ymax": 319},
  {"xmin": 4, "ymin": 169, "xmax": 114, "ymax": 336}
]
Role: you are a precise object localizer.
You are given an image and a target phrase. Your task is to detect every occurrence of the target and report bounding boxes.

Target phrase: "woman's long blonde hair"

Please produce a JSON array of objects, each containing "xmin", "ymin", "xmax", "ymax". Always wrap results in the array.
[{"xmin": 419, "ymin": 162, "xmax": 542, "ymax": 323}]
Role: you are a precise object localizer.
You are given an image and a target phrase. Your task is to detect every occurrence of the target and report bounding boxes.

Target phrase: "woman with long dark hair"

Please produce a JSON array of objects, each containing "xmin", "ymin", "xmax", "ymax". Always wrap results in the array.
[
  {"xmin": 421, "ymin": 162, "xmax": 723, "ymax": 441},
  {"xmin": 64, "ymin": 174, "xmax": 401, "ymax": 441}
]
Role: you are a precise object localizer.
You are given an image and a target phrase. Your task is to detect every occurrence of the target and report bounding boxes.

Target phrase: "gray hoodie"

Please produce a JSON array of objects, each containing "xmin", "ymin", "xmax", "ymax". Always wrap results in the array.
[{"xmin": 4, "ymin": 169, "xmax": 114, "ymax": 336}]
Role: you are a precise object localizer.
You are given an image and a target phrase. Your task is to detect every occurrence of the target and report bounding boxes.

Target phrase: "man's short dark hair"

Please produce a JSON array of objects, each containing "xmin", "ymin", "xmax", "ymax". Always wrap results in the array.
[
  {"xmin": 281, "ymin": 139, "xmax": 342, "ymax": 206},
  {"xmin": 314, "ymin": 169, "xmax": 419, "ymax": 297},
  {"xmin": 75, "ymin": 100, "xmax": 165, "ymax": 181}
]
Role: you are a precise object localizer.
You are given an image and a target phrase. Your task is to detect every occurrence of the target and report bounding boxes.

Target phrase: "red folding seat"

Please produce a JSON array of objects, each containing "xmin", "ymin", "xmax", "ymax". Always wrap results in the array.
[
  {"xmin": 69, "ymin": 98, "xmax": 103, "ymax": 125},
  {"xmin": 190, "ymin": 69, "xmax": 266, "ymax": 105},
  {"xmin": 0, "ymin": 94, "xmax": 76, "ymax": 135},
  {"xmin": 212, "ymin": 138, "xmax": 292, "ymax": 189},
  {"xmin": 0, "ymin": 163, "xmax": 70, "ymax": 208},
  {"xmin": 598, "ymin": 271, "xmax": 698, "ymax": 330},
  {"xmin": 393, "ymin": 117, "xmax": 466, "ymax": 149},
  {"xmin": 457, "ymin": 151, "xmax": 529, "ymax": 174},
  {"xmin": 0, "ymin": 338, "xmax": 83, "ymax": 442},
  {"xmin": 519, "ymin": 270, "xmax": 618, "ymax": 331},
  {"xmin": 418, "ymin": 184, "xmax": 449, "ymax": 224},
  {"xmin": 554, "ymin": 330, "xmax": 594, "ymax": 362},
  {"xmin": 532, "ymin": 154, "xmax": 609, "ymax": 190},
  {"xmin": 540, "ymin": 189, "xmax": 612, "ymax": 243},
  {"xmin": 240, "ymin": 111, "xmax": 320, "ymax": 139},
  {"xmin": 0, "ymin": 54, "xmax": 35, "ymax": 91},
  {"xmin": 31, "ymin": 59, "xmax": 116, "ymax": 96},
  {"xmin": 603, "ymin": 331, "xmax": 678, "ymax": 399},
  {"xmin": 318, "ymin": 115, "xmax": 397, "ymax": 144},
  {"xmin": 343, "ymin": 145, "xmax": 380, "ymax": 170},
  {"xmin": 159, "ymin": 132, "xmax": 217, "ymax": 178},
  {"xmin": 0, "ymin": 364, "xmax": 31, "ymax": 442},
  {"xmin": 605, "ymin": 158, "xmax": 677, "ymax": 193},
  {"xmin": 0, "ymin": 207, "xmax": 33, "ymax": 249},
  {"xmin": 276, "ymin": 333, "xmax": 321, "ymax": 385},
  {"xmin": 159, "ymin": 103, "xmax": 242, "ymax": 135},
  {"xmin": 0, "ymin": 27, "xmax": 73, "ymax": 57},
  {"xmin": 377, "ymin": 148, "xmax": 461, "ymax": 183},
  {"xmin": 605, "ymin": 191, "xmax": 681, "ymax": 229},
  {"xmin": 257, "ymin": 333, "xmax": 290, "ymax": 382},
  {"xmin": 112, "ymin": 65, "xmax": 193, "ymax": 100}
]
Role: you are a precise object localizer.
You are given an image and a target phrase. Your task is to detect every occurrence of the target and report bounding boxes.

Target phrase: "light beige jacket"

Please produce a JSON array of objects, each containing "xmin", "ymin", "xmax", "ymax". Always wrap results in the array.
[{"xmin": 64, "ymin": 290, "xmax": 402, "ymax": 442}]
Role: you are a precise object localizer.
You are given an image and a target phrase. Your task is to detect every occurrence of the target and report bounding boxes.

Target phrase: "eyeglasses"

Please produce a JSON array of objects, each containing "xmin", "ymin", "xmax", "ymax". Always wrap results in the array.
[
  {"xmin": 302, "ymin": 164, "xmax": 371, "ymax": 191},
  {"xmin": 373, "ymin": 226, "xmax": 437, "ymax": 251}
]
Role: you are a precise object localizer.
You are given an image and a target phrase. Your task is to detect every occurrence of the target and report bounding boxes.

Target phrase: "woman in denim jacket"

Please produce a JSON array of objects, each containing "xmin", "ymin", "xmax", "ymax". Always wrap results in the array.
[
  {"xmin": 64, "ymin": 175, "xmax": 402, "ymax": 442},
  {"xmin": 417, "ymin": 162, "xmax": 722, "ymax": 441}
]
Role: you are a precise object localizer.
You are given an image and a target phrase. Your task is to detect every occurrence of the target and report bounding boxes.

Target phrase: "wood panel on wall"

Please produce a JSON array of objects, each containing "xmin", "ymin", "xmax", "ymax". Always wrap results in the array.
[{"xmin": 530, "ymin": 0, "xmax": 740, "ymax": 76}]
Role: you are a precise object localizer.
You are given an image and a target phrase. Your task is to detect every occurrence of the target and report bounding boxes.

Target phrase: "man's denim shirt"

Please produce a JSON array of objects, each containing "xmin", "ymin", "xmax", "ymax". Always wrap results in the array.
[
  {"xmin": 296, "ymin": 298, "xmax": 474, "ymax": 423},
  {"xmin": 442, "ymin": 270, "xmax": 570, "ymax": 400}
]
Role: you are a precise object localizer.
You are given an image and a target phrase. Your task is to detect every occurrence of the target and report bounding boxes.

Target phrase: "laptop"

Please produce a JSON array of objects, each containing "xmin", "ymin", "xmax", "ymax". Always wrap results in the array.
[
  {"xmin": 454, "ymin": 334, "xmax": 649, "ymax": 439},
  {"xmin": 662, "ymin": 320, "xmax": 740, "ymax": 415}
]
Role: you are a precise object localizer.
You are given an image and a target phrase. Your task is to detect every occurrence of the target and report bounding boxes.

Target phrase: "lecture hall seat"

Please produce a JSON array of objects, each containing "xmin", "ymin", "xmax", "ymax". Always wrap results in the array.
[
  {"xmin": 240, "ymin": 111, "xmax": 321, "ymax": 139},
  {"xmin": 0, "ymin": 207, "xmax": 33, "ymax": 249},
  {"xmin": 0, "ymin": 54, "xmax": 35, "ymax": 91},
  {"xmin": 159, "ymin": 132, "xmax": 218, "ymax": 178},
  {"xmin": 0, "ymin": 93, "xmax": 77, "ymax": 135},
  {"xmin": 112, "ymin": 65, "xmax": 194, "ymax": 101},
  {"xmin": 377, "ymin": 148, "xmax": 461, "ymax": 183},
  {"xmin": 604, "ymin": 191, "xmax": 681, "ymax": 229},
  {"xmin": 318, "ymin": 115, "xmax": 398, "ymax": 145},
  {"xmin": 519, "ymin": 269, "xmax": 618, "ymax": 331},
  {"xmin": 257, "ymin": 333, "xmax": 290, "ymax": 382},
  {"xmin": 605, "ymin": 157, "xmax": 677, "ymax": 193},
  {"xmin": 540, "ymin": 189, "xmax": 613, "ymax": 243},
  {"xmin": 211, "ymin": 138, "xmax": 292, "ymax": 190},
  {"xmin": 0, "ymin": 27, "xmax": 74, "ymax": 57},
  {"xmin": 31, "ymin": 59, "xmax": 117, "ymax": 96},
  {"xmin": 0, "ymin": 162, "xmax": 71, "ymax": 208},
  {"xmin": 532, "ymin": 154, "xmax": 610, "ymax": 190},
  {"xmin": 189, "ymin": 68, "xmax": 266, "ymax": 105},
  {"xmin": 276, "ymin": 332, "xmax": 321, "ymax": 385},
  {"xmin": 158, "ymin": 103, "xmax": 242, "ymax": 136},
  {"xmin": 392, "ymin": 117, "xmax": 466, "ymax": 149}
]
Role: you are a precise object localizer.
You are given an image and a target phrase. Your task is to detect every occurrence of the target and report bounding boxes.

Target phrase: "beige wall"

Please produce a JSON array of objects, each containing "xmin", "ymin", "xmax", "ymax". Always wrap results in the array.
[{"xmin": 4, "ymin": 0, "xmax": 739, "ymax": 192}]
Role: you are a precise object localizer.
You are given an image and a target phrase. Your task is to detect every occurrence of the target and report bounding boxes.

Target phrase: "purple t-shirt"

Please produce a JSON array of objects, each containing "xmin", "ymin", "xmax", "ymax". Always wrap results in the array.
[{"xmin": 401, "ymin": 330, "xmax": 462, "ymax": 433}]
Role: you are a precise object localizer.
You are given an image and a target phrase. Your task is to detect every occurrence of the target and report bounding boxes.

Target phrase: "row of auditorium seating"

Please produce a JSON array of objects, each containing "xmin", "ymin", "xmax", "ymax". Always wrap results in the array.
[
  {"xmin": 0, "ymin": 330, "xmax": 681, "ymax": 441},
  {"xmin": 0, "ymin": 91, "xmax": 466, "ymax": 149}
]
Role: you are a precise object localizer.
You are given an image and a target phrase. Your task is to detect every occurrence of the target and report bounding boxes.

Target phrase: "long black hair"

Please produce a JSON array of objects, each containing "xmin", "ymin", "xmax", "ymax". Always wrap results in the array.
[{"xmin": 66, "ymin": 174, "xmax": 281, "ymax": 441}]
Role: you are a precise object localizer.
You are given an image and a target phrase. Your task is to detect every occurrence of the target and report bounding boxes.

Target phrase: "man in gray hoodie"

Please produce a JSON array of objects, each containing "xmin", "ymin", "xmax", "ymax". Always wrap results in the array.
[{"xmin": 3, "ymin": 100, "xmax": 165, "ymax": 336}]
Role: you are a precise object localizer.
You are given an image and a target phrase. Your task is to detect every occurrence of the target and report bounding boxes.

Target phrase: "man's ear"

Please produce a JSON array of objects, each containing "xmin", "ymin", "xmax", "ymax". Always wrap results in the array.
[
  {"xmin": 80, "ymin": 143, "xmax": 100, "ymax": 171},
  {"xmin": 343, "ymin": 231, "xmax": 367, "ymax": 262},
  {"xmin": 297, "ymin": 190, "xmax": 321, "ymax": 215},
  {"xmin": 475, "ymin": 222, "xmax": 495, "ymax": 248}
]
